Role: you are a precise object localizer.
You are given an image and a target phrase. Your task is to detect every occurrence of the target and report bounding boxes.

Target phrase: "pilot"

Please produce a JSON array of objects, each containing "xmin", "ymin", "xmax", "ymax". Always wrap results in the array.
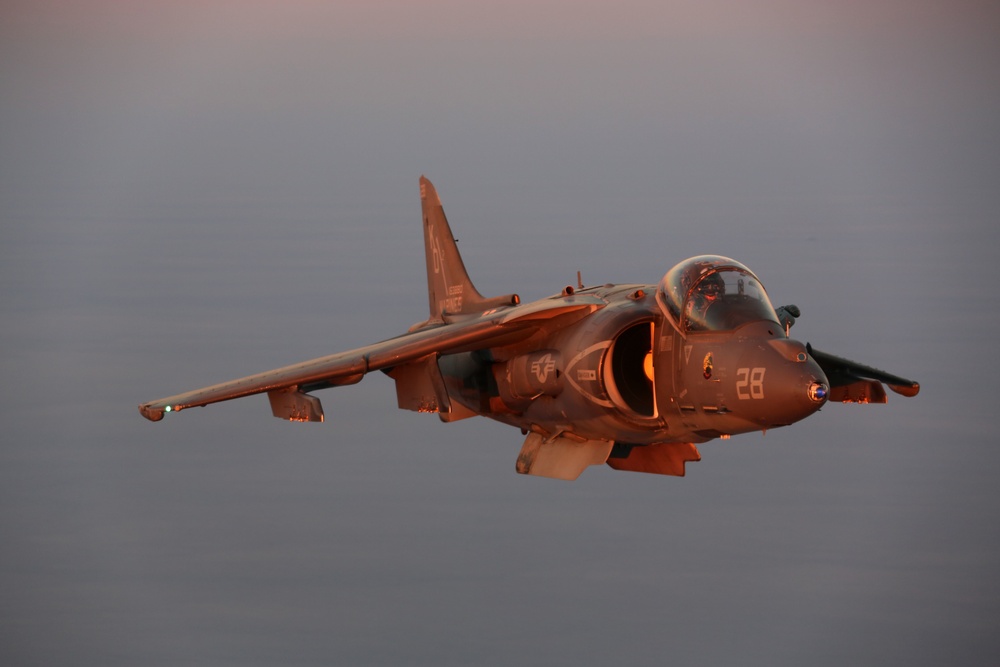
[{"xmin": 686, "ymin": 273, "xmax": 725, "ymax": 329}]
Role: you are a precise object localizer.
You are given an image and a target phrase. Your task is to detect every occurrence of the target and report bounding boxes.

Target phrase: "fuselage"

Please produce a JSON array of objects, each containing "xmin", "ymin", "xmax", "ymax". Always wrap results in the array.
[{"xmin": 439, "ymin": 280, "xmax": 829, "ymax": 447}]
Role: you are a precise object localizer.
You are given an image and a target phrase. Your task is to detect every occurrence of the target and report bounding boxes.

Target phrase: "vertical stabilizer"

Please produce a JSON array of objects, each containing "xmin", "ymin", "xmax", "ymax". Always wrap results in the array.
[{"xmin": 419, "ymin": 176, "xmax": 518, "ymax": 322}]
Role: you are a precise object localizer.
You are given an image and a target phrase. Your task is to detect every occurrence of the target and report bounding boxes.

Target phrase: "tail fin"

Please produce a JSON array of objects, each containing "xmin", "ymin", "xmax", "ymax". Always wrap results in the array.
[{"xmin": 419, "ymin": 176, "xmax": 519, "ymax": 322}]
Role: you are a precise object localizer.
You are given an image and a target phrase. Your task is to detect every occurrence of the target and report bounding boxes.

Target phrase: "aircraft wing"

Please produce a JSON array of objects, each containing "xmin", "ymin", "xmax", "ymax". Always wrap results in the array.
[
  {"xmin": 139, "ymin": 295, "xmax": 604, "ymax": 422},
  {"xmin": 807, "ymin": 343, "xmax": 920, "ymax": 403}
]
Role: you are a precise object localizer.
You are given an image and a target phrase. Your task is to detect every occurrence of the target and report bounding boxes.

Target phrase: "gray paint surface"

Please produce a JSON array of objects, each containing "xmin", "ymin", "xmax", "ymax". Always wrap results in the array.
[{"xmin": 2, "ymin": 2, "xmax": 998, "ymax": 665}]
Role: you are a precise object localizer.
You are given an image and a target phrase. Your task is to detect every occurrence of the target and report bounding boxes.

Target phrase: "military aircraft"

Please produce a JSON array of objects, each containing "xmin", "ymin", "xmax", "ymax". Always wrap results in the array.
[{"xmin": 139, "ymin": 176, "xmax": 919, "ymax": 480}]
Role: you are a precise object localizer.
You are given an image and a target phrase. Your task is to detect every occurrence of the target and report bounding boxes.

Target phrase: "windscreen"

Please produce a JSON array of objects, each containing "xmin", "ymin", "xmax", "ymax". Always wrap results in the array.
[{"xmin": 657, "ymin": 255, "xmax": 780, "ymax": 333}]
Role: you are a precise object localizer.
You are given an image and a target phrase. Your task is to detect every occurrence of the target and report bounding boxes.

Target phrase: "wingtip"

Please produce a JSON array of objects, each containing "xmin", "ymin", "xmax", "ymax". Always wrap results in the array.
[
  {"xmin": 138, "ymin": 403, "xmax": 165, "ymax": 422},
  {"xmin": 889, "ymin": 382, "xmax": 920, "ymax": 398}
]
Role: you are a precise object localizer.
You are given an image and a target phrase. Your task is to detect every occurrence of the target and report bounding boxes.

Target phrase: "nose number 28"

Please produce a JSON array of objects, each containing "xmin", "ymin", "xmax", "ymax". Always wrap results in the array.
[{"xmin": 736, "ymin": 367, "xmax": 766, "ymax": 400}]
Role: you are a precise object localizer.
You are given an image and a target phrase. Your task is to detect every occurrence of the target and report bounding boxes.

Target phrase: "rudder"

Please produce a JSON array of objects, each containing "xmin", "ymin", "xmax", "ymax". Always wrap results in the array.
[{"xmin": 419, "ymin": 176, "xmax": 518, "ymax": 322}]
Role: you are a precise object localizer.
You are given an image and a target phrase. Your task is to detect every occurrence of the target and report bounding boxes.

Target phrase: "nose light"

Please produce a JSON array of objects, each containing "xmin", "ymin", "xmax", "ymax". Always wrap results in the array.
[{"xmin": 808, "ymin": 382, "xmax": 828, "ymax": 403}]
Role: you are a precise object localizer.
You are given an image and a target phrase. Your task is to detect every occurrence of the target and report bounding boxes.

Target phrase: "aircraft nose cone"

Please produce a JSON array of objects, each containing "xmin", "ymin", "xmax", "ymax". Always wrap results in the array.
[
  {"xmin": 737, "ymin": 345, "xmax": 829, "ymax": 429},
  {"xmin": 773, "ymin": 355, "xmax": 828, "ymax": 426}
]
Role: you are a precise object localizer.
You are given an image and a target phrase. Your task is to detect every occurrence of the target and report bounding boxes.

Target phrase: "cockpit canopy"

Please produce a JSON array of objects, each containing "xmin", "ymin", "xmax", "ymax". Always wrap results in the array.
[{"xmin": 656, "ymin": 255, "xmax": 780, "ymax": 333}]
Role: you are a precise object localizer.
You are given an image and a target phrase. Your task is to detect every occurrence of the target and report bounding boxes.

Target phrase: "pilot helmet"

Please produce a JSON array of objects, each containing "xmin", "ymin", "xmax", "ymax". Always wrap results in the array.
[{"xmin": 698, "ymin": 272, "xmax": 725, "ymax": 300}]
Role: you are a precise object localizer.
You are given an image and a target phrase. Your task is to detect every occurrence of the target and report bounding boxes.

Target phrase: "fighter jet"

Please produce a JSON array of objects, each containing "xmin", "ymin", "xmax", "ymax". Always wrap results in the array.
[{"xmin": 139, "ymin": 177, "xmax": 919, "ymax": 480}]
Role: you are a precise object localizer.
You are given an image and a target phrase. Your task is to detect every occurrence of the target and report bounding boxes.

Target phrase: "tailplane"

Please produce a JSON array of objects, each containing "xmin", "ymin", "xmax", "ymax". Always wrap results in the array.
[{"xmin": 419, "ymin": 176, "xmax": 518, "ymax": 322}]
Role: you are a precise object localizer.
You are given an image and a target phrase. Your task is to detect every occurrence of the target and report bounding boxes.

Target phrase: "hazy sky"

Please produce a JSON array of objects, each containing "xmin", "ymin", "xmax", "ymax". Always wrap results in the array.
[{"xmin": 2, "ymin": 1, "xmax": 999, "ymax": 665}]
